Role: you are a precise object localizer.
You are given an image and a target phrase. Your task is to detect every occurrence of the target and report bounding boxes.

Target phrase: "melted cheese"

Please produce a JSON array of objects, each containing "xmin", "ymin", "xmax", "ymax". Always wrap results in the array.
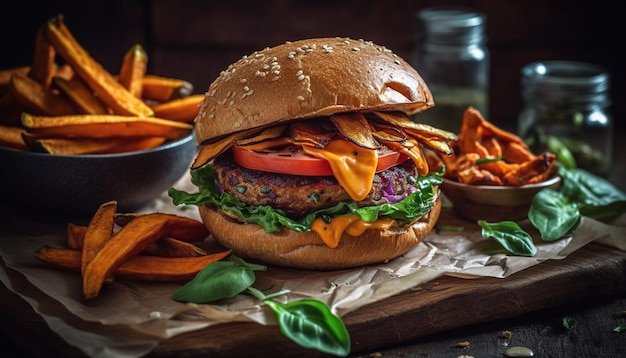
[
  {"xmin": 303, "ymin": 138, "xmax": 378, "ymax": 201},
  {"xmin": 383, "ymin": 139, "xmax": 429, "ymax": 176},
  {"xmin": 311, "ymin": 215, "xmax": 398, "ymax": 248}
]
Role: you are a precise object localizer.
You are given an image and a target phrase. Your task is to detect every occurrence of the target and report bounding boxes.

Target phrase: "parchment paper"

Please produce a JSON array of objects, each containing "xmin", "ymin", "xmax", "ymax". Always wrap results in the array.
[{"xmin": 1, "ymin": 171, "xmax": 624, "ymax": 358}]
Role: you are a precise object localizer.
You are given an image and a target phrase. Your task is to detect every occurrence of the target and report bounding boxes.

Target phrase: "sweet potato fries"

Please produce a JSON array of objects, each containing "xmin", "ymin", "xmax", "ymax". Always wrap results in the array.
[
  {"xmin": 33, "ymin": 201, "xmax": 231, "ymax": 300},
  {"xmin": 0, "ymin": 15, "xmax": 199, "ymax": 155},
  {"xmin": 430, "ymin": 107, "xmax": 556, "ymax": 186}
]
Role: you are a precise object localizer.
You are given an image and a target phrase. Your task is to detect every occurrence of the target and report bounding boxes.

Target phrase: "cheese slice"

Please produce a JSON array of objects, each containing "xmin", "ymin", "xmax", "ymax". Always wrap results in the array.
[
  {"xmin": 303, "ymin": 138, "xmax": 378, "ymax": 201},
  {"xmin": 311, "ymin": 214, "xmax": 398, "ymax": 248}
]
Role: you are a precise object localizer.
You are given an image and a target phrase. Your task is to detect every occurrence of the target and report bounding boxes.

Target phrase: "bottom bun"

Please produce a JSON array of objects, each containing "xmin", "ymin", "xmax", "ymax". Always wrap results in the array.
[{"xmin": 198, "ymin": 196, "xmax": 441, "ymax": 270}]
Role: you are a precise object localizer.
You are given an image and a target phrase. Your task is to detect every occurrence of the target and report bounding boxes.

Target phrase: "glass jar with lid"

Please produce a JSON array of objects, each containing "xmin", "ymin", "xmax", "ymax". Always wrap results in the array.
[
  {"xmin": 411, "ymin": 7, "xmax": 489, "ymax": 133},
  {"xmin": 518, "ymin": 60, "xmax": 613, "ymax": 176}
]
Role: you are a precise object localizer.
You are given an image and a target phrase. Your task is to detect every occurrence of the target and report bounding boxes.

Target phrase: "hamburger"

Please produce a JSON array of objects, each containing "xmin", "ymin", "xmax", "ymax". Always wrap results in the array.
[{"xmin": 169, "ymin": 37, "xmax": 457, "ymax": 270}]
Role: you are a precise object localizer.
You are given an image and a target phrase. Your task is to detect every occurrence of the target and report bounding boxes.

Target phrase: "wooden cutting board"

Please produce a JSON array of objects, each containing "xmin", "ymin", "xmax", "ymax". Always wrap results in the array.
[{"xmin": 149, "ymin": 242, "xmax": 626, "ymax": 357}]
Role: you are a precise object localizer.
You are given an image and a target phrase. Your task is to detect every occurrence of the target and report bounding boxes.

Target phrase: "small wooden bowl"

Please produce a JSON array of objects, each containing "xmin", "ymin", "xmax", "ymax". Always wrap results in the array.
[{"xmin": 441, "ymin": 175, "xmax": 562, "ymax": 222}]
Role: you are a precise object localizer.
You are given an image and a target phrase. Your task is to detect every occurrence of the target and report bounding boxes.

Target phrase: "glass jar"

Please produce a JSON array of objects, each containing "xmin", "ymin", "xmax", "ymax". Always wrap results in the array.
[
  {"xmin": 411, "ymin": 7, "xmax": 489, "ymax": 133},
  {"xmin": 518, "ymin": 61, "xmax": 613, "ymax": 177}
]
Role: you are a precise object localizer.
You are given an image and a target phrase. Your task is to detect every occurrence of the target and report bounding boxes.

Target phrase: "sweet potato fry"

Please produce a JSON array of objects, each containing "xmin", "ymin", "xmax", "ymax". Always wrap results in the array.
[
  {"xmin": 34, "ymin": 246, "xmax": 82, "ymax": 271},
  {"xmin": 141, "ymin": 75, "xmax": 193, "ymax": 102},
  {"xmin": 44, "ymin": 16, "xmax": 153, "ymax": 117},
  {"xmin": 82, "ymin": 213, "xmax": 208, "ymax": 299},
  {"xmin": 502, "ymin": 141, "xmax": 535, "ymax": 164},
  {"xmin": 25, "ymin": 136, "xmax": 166, "ymax": 155},
  {"xmin": 0, "ymin": 92, "xmax": 23, "ymax": 126},
  {"xmin": 10, "ymin": 72, "xmax": 76, "ymax": 116},
  {"xmin": 28, "ymin": 26, "xmax": 56, "ymax": 88},
  {"xmin": 81, "ymin": 200, "xmax": 117, "ymax": 277},
  {"xmin": 54, "ymin": 63, "xmax": 74, "ymax": 81},
  {"xmin": 34, "ymin": 246, "xmax": 231, "ymax": 282},
  {"xmin": 115, "ymin": 249, "xmax": 230, "ymax": 281},
  {"xmin": 66, "ymin": 221, "xmax": 206, "ymax": 257},
  {"xmin": 502, "ymin": 152, "xmax": 556, "ymax": 186},
  {"xmin": 52, "ymin": 76, "xmax": 108, "ymax": 114},
  {"xmin": 67, "ymin": 222, "xmax": 87, "ymax": 249},
  {"xmin": 21, "ymin": 113, "xmax": 192, "ymax": 140},
  {"xmin": 151, "ymin": 94, "xmax": 204, "ymax": 123},
  {"xmin": 142, "ymin": 237, "xmax": 207, "ymax": 257},
  {"xmin": 0, "ymin": 124, "xmax": 29, "ymax": 151},
  {"xmin": 0, "ymin": 66, "xmax": 29, "ymax": 95},
  {"xmin": 118, "ymin": 44, "xmax": 148, "ymax": 98}
]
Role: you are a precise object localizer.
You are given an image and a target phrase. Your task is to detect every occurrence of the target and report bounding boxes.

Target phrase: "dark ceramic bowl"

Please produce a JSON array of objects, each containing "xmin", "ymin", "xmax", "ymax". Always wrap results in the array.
[{"xmin": 0, "ymin": 133, "xmax": 196, "ymax": 221}]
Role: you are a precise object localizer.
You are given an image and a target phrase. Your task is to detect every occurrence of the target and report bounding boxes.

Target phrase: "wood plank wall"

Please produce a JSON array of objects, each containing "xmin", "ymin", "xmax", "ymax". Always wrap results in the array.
[{"xmin": 1, "ymin": 0, "xmax": 623, "ymax": 131}]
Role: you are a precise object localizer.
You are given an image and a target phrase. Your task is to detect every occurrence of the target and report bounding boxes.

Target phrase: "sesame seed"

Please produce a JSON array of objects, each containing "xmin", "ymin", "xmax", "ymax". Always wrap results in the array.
[
  {"xmin": 296, "ymin": 70, "xmax": 303, "ymax": 76},
  {"xmin": 244, "ymin": 86, "xmax": 250, "ymax": 91},
  {"xmin": 240, "ymin": 78, "xmax": 247, "ymax": 83},
  {"xmin": 297, "ymin": 95, "xmax": 305, "ymax": 101},
  {"xmin": 352, "ymin": 47, "xmax": 360, "ymax": 51},
  {"xmin": 298, "ymin": 74, "xmax": 305, "ymax": 81},
  {"xmin": 272, "ymin": 76, "xmax": 280, "ymax": 81}
]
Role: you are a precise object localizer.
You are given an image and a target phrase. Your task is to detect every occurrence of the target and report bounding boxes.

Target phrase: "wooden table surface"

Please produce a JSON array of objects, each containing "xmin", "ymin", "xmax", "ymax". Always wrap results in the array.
[{"xmin": 1, "ymin": 133, "xmax": 625, "ymax": 358}]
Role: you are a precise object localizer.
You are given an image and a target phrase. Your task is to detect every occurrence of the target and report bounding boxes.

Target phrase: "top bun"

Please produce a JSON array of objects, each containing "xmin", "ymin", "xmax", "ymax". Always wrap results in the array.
[{"xmin": 194, "ymin": 37, "xmax": 434, "ymax": 143}]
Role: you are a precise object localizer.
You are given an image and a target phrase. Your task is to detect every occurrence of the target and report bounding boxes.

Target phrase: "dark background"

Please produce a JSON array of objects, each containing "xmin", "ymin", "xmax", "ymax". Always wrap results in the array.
[{"xmin": 1, "ymin": 0, "xmax": 623, "ymax": 133}]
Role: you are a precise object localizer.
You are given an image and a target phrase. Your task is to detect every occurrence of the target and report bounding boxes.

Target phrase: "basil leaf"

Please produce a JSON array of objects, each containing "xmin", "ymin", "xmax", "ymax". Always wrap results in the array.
[
  {"xmin": 614, "ymin": 324, "xmax": 626, "ymax": 333},
  {"xmin": 562, "ymin": 316, "xmax": 577, "ymax": 330},
  {"xmin": 529, "ymin": 189, "xmax": 580, "ymax": 241},
  {"xmin": 559, "ymin": 167, "xmax": 626, "ymax": 219},
  {"xmin": 478, "ymin": 220, "xmax": 537, "ymax": 256},
  {"xmin": 264, "ymin": 299, "xmax": 351, "ymax": 357},
  {"xmin": 172, "ymin": 258, "xmax": 265, "ymax": 303}
]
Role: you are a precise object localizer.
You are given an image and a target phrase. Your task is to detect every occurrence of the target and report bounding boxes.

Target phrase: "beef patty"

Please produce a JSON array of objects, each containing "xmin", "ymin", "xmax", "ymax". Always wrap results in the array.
[{"xmin": 213, "ymin": 150, "xmax": 420, "ymax": 218}]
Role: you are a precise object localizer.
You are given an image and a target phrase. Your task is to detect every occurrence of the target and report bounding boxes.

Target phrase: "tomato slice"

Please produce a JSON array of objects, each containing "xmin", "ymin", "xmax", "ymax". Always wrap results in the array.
[{"xmin": 232, "ymin": 143, "xmax": 407, "ymax": 176}]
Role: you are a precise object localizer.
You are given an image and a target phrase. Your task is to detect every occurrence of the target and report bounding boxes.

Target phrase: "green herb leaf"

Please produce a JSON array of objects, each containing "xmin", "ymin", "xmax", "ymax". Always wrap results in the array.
[
  {"xmin": 529, "ymin": 189, "xmax": 580, "ymax": 241},
  {"xmin": 475, "ymin": 156, "xmax": 502, "ymax": 165},
  {"xmin": 613, "ymin": 324, "xmax": 626, "ymax": 333},
  {"xmin": 171, "ymin": 257, "xmax": 266, "ymax": 303},
  {"xmin": 478, "ymin": 220, "xmax": 537, "ymax": 256},
  {"xmin": 562, "ymin": 316, "xmax": 577, "ymax": 330},
  {"xmin": 559, "ymin": 167, "xmax": 626, "ymax": 219},
  {"xmin": 264, "ymin": 299, "xmax": 351, "ymax": 357}
]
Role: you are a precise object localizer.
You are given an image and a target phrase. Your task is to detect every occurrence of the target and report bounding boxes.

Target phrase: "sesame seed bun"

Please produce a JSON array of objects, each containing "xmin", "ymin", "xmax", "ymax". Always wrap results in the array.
[
  {"xmin": 199, "ymin": 195, "xmax": 441, "ymax": 270},
  {"xmin": 194, "ymin": 37, "xmax": 434, "ymax": 143}
]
